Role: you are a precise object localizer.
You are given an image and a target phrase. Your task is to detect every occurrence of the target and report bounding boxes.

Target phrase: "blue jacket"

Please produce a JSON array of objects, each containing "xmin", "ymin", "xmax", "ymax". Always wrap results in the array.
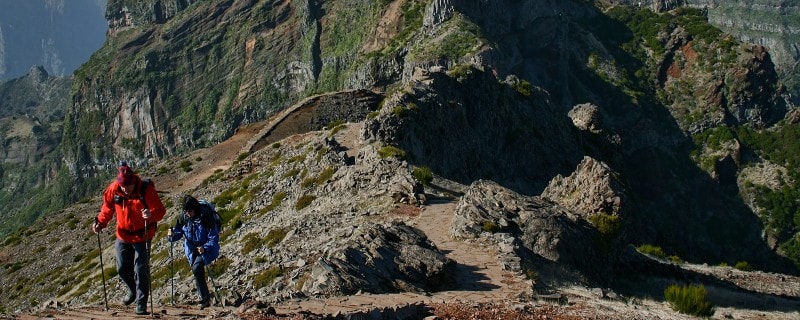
[{"xmin": 169, "ymin": 211, "xmax": 219, "ymax": 264}]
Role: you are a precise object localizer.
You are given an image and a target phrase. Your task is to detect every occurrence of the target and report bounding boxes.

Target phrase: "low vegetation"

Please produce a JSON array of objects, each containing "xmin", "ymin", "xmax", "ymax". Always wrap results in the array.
[
  {"xmin": 636, "ymin": 244, "xmax": 667, "ymax": 259},
  {"xmin": 295, "ymin": 195, "xmax": 317, "ymax": 210},
  {"xmin": 664, "ymin": 283, "xmax": 715, "ymax": 317},
  {"xmin": 378, "ymin": 146, "xmax": 407, "ymax": 159},
  {"xmin": 412, "ymin": 166, "xmax": 433, "ymax": 185},
  {"xmin": 735, "ymin": 261, "xmax": 754, "ymax": 272},
  {"xmin": 253, "ymin": 266, "xmax": 282, "ymax": 288}
]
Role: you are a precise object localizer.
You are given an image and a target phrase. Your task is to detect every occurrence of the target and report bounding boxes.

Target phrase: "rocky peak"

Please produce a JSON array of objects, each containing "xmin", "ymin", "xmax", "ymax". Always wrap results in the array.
[
  {"xmin": 541, "ymin": 156, "xmax": 627, "ymax": 219},
  {"xmin": 452, "ymin": 180, "xmax": 610, "ymax": 284},
  {"xmin": 25, "ymin": 65, "xmax": 49, "ymax": 83}
]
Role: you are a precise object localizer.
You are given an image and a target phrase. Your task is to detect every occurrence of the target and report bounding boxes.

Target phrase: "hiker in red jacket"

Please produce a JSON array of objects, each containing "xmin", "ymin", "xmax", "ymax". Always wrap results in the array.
[{"xmin": 91, "ymin": 162, "xmax": 165, "ymax": 315}]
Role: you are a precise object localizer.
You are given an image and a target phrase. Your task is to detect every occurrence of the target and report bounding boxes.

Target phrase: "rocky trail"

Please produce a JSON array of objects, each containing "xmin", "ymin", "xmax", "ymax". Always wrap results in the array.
[
  {"xmin": 13, "ymin": 94, "xmax": 800, "ymax": 319},
  {"xmin": 269, "ymin": 200, "xmax": 529, "ymax": 316},
  {"xmin": 21, "ymin": 201, "xmax": 530, "ymax": 319},
  {"xmin": 18, "ymin": 97, "xmax": 532, "ymax": 319}
]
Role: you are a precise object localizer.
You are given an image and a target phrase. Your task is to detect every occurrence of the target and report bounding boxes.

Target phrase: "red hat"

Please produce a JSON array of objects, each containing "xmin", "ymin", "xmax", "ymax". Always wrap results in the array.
[{"xmin": 117, "ymin": 162, "xmax": 136, "ymax": 185}]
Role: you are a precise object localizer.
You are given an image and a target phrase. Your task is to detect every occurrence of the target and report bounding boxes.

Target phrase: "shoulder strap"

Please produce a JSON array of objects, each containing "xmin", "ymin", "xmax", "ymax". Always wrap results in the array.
[{"xmin": 139, "ymin": 179, "xmax": 151, "ymax": 209}]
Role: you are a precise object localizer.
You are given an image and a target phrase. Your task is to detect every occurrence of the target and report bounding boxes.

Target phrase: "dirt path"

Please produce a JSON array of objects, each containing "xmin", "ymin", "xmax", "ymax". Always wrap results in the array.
[
  {"xmin": 21, "ymin": 304, "xmax": 228, "ymax": 320},
  {"xmin": 153, "ymin": 120, "xmax": 266, "ymax": 196}
]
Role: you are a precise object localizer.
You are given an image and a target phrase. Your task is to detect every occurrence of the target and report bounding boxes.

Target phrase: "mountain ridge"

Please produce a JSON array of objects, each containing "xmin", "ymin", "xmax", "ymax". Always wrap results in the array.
[{"xmin": 2, "ymin": 0, "xmax": 800, "ymax": 318}]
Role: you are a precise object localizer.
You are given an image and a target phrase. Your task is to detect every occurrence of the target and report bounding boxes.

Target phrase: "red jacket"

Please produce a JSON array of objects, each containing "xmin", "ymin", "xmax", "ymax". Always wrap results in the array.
[{"xmin": 97, "ymin": 176, "xmax": 166, "ymax": 243}]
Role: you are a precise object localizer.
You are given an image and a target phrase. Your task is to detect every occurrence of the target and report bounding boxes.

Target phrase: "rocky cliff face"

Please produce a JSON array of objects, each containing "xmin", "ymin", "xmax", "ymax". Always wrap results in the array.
[
  {"xmin": 707, "ymin": 1, "xmax": 800, "ymax": 101},
  {"xmin": 0, "ymin": 66, "xmax": 70, "ymax": 235},
  {"xmin": 65, "ymin": 0, "xmax": 408, "ymax": 175},
  {"xmin": 622, "ymin": 0, "xmax": 800, "ymax": 102}
]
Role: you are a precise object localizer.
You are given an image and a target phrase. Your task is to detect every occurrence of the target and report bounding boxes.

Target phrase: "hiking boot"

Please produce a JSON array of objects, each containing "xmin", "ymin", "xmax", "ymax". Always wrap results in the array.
[
  {"xmin": 135, "ymin": 304, "xmax": 147, "ymax": 315},
  {"xmin": 199, "ymin": 298, "xmax": 211, "ymax": 308},
  {"xmin": 121, "ymin": 291, "xmax": 135, "ymax": 306}
]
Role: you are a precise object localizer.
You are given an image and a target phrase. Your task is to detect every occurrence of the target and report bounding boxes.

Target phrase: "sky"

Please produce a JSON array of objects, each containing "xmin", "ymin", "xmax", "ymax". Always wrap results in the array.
[{"xmin": 0, "ymin": 0, "xmax": 108, "ymax": 80}]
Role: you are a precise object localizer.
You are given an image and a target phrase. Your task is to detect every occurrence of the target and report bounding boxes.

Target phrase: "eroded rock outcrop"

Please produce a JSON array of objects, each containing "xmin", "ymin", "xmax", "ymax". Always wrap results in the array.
[
  {"xmin": 452, "ymin": 180, "xmax": 610, "ymax": 284},
  {"xmin": 364, "ymin": 66, "xmax": 583, "ymax": 195},
  {"xmin": 542, "ymin": 156, "xmax": 627, "ymax": 219},
  {"xmin": 302, "ymin": 221, "xmax": 454, "ymax": 296}
]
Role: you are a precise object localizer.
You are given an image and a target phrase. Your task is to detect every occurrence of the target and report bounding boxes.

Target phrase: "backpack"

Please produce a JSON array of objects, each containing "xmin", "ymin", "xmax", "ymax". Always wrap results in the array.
[
  {"xmin": 198, "ymin": 199, "xmax": 223, "ymax": 232},
  {"xmin": 176, "ymin": 199, "xmax": 223, "ymax": 232}
]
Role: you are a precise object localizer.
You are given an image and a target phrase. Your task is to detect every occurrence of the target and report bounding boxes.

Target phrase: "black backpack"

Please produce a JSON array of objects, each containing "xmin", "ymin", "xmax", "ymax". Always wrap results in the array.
[
  {"xmin": 177, "ymin": 199, "xmax": 223, "ymax": 232},
  {"xmin": 198, "ymin": 199, "xmax": 223, "ymax": 232}
]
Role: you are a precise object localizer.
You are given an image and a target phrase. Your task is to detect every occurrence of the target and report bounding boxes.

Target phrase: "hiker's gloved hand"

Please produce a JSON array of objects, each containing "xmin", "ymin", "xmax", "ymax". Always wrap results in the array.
[
  {"xmin": 141, "ymin": 208, "xmax": 151, "ymax": 220},
  {"xmin": 92, "ymin": 221, "xmax": 106, "ymax": 233}
]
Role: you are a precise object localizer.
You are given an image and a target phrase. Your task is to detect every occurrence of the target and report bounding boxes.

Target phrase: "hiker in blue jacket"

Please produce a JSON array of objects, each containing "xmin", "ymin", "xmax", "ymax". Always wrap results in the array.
[{"xmin": 168, "ymin": 195, "xmax": 219, "ymax": 308}]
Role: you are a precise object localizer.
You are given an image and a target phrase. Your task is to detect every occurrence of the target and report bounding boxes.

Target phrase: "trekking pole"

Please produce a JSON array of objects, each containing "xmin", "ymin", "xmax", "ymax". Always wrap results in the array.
[
  {"xmin": 96, "ymin": 231, "xmax": 109, "ymax": 311},
  {"xmin": 170, "ymin": 238, "xmax": 175, "ymax": 306},
  {"xmin": 202, "ymin": 255, "xmax": 221, "ymax": 305},
  {"xmin": 144, "ymin": 219, "xmax": 154, "ymax": 315}
]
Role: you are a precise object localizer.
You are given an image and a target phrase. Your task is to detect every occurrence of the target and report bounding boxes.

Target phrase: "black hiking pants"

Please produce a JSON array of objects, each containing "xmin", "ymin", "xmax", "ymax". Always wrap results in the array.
[
  {"xmin": 116, "ymin": 240, "xmax": 149, "ymax": 308},
  {"xmin": 190, "ymin": 254, "xmax": 210, "ymax": 302}
]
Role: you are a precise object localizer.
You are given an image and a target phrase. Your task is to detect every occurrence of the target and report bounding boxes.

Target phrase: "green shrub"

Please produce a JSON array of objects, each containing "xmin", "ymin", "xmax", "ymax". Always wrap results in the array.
[
  {"xmin": 282, "ymin": 168, "xmax": 302, "ymax": 178},
  {"xmin": 237, "ymin": 152, "xmax": 251, "ymax": 162},
  {"xmin": 482, "ymin": 221, "xmax": 500, "ymax": 233},
  {"xmin": 208, "ymin": 256, "xmax": 232, "ymax": 276},
  {"xmin": 295, "ymin": 195, "xmax": 317, "ymax": 210},
  {"xmin": 288, "ymin": 153, "xmax": 307, "ymax": 163},
  {"xmin": 242, "ymin": 233, "xmax": 265, "ymax": 254},
  {"xmin": 258, "ymin": 192, "xmax": 287, "ymax": 216},
  {"xmin": 589, "ymin": 213, "xmax": 621, "ymax": 251},
  {"xmin": 636, "ymin": 244, "xmax": 668, "ymax": 259},
  {"xmin": 447, "ymin": 64, "xmax": 473, "ymax": 78},
  {"xmin": 3, "ymin": 234, "xmax": 22, "ymax": 246},
  {"xmin": 302, "ymin": 167, "xmax": 336, "ymax": 188},
  {"xmin": 264, "ymin": 228, "xmax": 288, "ymax": 248},
  {"xmin": 253, "ymin": 266, "xmax": 282, "ymax": 288},
  {"xmin": 261, "ymin": 192, "xmax": 286, "ymax": 215},
  {"xmin": 668, "ymin": 256, "xmax": 684, "ymax": 264},
  {"xmin": 734, "ymin": 261, "xmax": 754, "ymax": 271},
  {"xmin": 412, "ymin": 166, "xmax": 433, "ymax": 185},
  {"xmin": 330, "ymin": 123, "xmax": 346, "ymax": 136},
  {"xmin": 588, "ymin": 213, "xmax": 621, "ymax": 236},
  {"xmin": 102, "ymin": 266, "xmax": 118, "ymax": 280},
  {"xmin": 664, "ymin": 284, "xmax": 715, "ymax": 317},
  {"xmin": 512, "ymin": 79, "xmax": 533, "ymax": 96},
  {"xmin": 392, "ymin": 105, "xmax": 407, "ymax": 117},
  {"xmin": 378, "ymin": 146, "xmax": 406, "ymax": 159}
]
